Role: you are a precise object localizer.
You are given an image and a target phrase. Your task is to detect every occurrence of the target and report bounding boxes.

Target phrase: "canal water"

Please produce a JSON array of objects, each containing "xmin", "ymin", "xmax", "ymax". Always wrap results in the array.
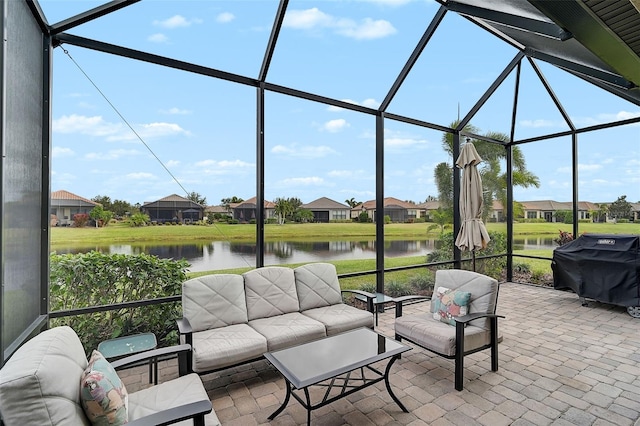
[{"xmin": 52, "ymin": 237, "xmax": 556, "ymax": 272}]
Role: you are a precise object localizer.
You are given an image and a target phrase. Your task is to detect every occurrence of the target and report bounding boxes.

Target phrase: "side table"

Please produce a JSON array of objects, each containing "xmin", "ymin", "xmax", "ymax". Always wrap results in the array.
[
  {"xmin": 98, "ymin": 332, "xmax": 158, "ymax": 384},
  {"xmin": 355, "ymin": 292, "xmax": 395, "ymax": 326}
]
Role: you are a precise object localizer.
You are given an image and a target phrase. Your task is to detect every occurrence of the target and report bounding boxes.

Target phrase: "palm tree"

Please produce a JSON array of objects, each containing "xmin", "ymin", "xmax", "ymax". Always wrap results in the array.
[
  {"xmin": 274, "ymin": 197, "xmax": 291, "ymax": 225},
  {"xmin": 435, "ymin": 120, "xmax": 540, "ymax": 221},
  {"xmin": 344, "ymin": 197, "xmax": 360, "ymax": 208}
]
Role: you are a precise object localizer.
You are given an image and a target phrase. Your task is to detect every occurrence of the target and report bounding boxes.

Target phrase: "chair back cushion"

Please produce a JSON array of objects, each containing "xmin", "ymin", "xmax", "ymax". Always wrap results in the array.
[
  {"xmin": 430, "ymin": 269, "xmax": 498, "ymax": 328},
  {"xmin": 0, "ymin": 326, "xmax": 90, "ymax": 425},
  {"xmin": 243, "ymin": 267, "xmax": 300, "ymax": 320},
  {"xmin": 182, "ymin": 274, "xmax": 248, "ymax": 332},
  {"xmin": 294, "ymin": 263, "xmax": 343, "ymax": 311}
]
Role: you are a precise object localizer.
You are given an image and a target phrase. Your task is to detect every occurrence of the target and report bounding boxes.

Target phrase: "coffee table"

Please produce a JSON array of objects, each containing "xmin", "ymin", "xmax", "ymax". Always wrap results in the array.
[{"xmin": 265, "ymin": 327, "xmax": 411, "ymax": 425}]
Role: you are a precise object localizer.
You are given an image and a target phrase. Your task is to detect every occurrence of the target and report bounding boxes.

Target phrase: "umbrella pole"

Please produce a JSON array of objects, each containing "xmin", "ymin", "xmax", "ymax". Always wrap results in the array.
[{"xmin": 472, "ymin": 250, "xmax": 476, "ymax": 272}]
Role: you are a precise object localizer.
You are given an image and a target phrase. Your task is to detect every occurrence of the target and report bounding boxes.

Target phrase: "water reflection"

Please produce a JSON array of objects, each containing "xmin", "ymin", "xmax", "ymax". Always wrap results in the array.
[
  {"xmin": 53, "ymin": 239, "xmax": 437, "ymax": 272},
  {"xmin": 52, "ymin": 237, "xmax": 555, "ymax": 272}
]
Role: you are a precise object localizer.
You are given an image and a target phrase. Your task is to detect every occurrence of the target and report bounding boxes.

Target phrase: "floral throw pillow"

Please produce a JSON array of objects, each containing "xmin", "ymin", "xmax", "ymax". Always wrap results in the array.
[
  {"xmin": 80, "ymin": 350, "xmax": 129, "ymax": 425},
  {"xmin": 432, "ymin": 286, "xmax": 472, "ymax": 326}
]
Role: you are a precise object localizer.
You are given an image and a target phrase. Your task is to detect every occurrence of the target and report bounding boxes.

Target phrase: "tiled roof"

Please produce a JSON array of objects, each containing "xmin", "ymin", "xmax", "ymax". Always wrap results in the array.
[
  {"xmin": 302, "ymin": 197, "xmax": 350, "ymax": 209},
  {"xmin": 51, "ymin": 190, "xmax": 99, "ymax": 206},
  {"xmin": 233, "ymin": 196, "xmax": 275, "ymax": 209}
]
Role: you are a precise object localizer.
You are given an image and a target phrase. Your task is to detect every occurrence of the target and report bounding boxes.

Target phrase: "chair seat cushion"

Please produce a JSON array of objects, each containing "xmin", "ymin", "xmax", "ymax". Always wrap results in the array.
[
  {"xmin": 395, "ymin": 313, "xmax": 490, "ymax": 357},
  {"xmin": 191, "ymin": 324, "xmax": 268, "ymax": 372},
  {"xmin": 302, "ymin": 304, "xmax": 373, "ymax": 335},
  {"xmin": 249, "ymin": 312, "xmax": 326, "ymax": 351},
  {"xmin": 128, "ymin": 373, "xmax": 220, "ymax": 426}
]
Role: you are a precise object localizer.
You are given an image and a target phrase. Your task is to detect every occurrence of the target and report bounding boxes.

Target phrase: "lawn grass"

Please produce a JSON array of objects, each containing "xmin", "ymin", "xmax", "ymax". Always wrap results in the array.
[{"xmin": 51, "ymin": 220, "xmax": 640, "ymax": 248}]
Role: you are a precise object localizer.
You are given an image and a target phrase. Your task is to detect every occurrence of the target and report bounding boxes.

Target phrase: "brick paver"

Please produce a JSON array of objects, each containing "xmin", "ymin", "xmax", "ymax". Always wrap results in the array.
[{"xmin": 122, "ymin": 282, "xmax": 640, "ymax": 425}]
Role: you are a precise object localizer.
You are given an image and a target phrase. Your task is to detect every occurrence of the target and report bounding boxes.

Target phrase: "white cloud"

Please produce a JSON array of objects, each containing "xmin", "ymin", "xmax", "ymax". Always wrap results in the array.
[
  {"xmin": 160, "ymin": 107, "xmax": 192, "ymax": 115},
  {"xmin": 153, "ymin": 15, "xmax": 202, "ymax": 29},
  {"xmin": 578, "ymin": 164, "xmax": 602, "ymax": 172},
  {"xmin": 385, "ymin": 137, "xmax": 428, "ymax": 149},
  {"xmin": 148, "ymin": 33, "xmax": 169, "ymax": 43},
  {"xmin": 279, "ymin": 177, "xmax": 325, "ymax": 186},
  {"xmin": 53, "ymin": 114, "xmax": 121, "ymax": 137},
  {"xmin": 52, "ymin": 114, "xmax": 189, "ymax": 142},
  {"xmin": 85, "ymin": 149, "xmax": 140, "ymax": 160},
  {"xmin": 193, "ymin": 159, "xmax": 254, "ymax": 175},
  {"xmin": 216, "ymin": 12, "xmax": 235, "ymax": 23},
  {"xmin": 519, "ymin": 119, "xmax": 559, "ymax": 128},
  {"xmin": 271, "ymin": 144, "xmax": 337, "ymax": 158},
  {"xmin": 336, "ymin": 17, "xmax": 396, "ymax": 40},
  {"xmin": 52, "ymin": 146, "xmax": 74, "ymax": 158},
  {"xmin": 328, "ymin": 170, "xmax": 353, "ymax": 177},
  {"xmin": 107, "ymin": 122, "xmax": 190, "ymax": 142},
  {"xmin": 327, "ymin": 98, "xmax": 379, "ymax": 112},
  {"xmin": 284, "ymin": 8, "xmax": 396, "ymax": 40},
  {"xmin": 323, "ymin": 119, "xmax": 349, "ymax": 133},
  {"xmin": 166, "ymin": 160, "xmax": 180, "ymax": 167}
]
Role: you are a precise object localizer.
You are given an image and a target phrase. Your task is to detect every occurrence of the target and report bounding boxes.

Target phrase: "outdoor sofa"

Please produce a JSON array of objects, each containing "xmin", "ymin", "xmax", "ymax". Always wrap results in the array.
[{"xmin": 177, "ymin": 262, "xmax": 376, "ymax": 375}]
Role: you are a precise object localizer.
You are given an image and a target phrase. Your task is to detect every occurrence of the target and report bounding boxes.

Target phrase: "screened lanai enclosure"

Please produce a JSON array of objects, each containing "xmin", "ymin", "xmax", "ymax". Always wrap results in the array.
[{"xmin": 1, "ymin": 0, "xmax": 640, "ymax": 364}]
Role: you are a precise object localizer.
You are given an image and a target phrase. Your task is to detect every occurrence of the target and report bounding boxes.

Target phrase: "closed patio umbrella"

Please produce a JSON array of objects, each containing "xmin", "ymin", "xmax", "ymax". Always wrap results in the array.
[{"xmin": 455, "ymin": 142, "xmax": 490, "ymax": 271}]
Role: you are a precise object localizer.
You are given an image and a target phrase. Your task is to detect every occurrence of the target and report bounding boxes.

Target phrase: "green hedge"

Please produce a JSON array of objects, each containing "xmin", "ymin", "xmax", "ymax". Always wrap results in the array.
[{"xmin": 49, "ymin": 251, "xmax": 189, "ymax": 352}]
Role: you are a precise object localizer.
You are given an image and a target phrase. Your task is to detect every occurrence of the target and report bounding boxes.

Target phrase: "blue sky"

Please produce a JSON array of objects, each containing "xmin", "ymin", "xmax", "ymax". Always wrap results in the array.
[{"xmin": 42, "ymin": 0, "xmax": 640, "ymax": 207}]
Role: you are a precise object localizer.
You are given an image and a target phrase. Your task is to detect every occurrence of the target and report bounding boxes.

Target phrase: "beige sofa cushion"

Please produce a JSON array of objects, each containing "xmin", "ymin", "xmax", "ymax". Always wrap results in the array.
[
  {"xmin": 0, "ymin": 326, "xmax": 89, "ymax": 426},
  {"xmin": 294, "ymin": 263, "xmax": 343, "ymax": 310},
  {"xmin": 243, "ymin": 267, "xmax": 300, "ymax": 320},
  {"xmin": 183, "ymin": 274, "xmax": 248, "ymax": 332},
  {"xmin": 191, "ymin": 323, "xmax": 268, "ymax": 372},
  {"xmin": 302, "ymin": 304, "xmax": 374, "ymax": 335},
  {"xmin": 248, "ymin": 312, "xmax": 326, "ymax": 351}
]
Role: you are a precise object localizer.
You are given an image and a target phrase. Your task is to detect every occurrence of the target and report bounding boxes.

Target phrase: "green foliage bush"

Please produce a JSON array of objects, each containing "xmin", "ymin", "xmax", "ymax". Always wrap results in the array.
[
  {"xmin": 385, "ymin": 280, "xmax": 412, "ymax": 297},
  {"xmin": 407, "ymin": 271, "xmax": 435, "ymax": 292},
  {"xmin": 49, "ymin": 251, "xmax": 189, "ymax": 353},
  {"xmin": 426, "ymin": 230, "xmax": 506, "ymax": 279}
]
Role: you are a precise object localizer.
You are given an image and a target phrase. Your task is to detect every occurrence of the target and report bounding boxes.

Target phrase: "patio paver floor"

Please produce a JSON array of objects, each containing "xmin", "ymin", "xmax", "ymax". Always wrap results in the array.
[{"xmin": 120, "ymin": 282, "xmax": 640, "ymax": 425}]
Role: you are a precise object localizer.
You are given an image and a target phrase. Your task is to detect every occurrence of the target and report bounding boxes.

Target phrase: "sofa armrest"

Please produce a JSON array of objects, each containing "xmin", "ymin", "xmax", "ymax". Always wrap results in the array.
[
  {"xmin": 393, "ymin": 295, "xmax": 430, "ymax": 318},
  {"xmin": 342, "ymin": 289, "xmax": 376, "ymax": 312},
  {"xmin": 111, "ymin": 344, "xmax": 192, "ymax": 376},
  {"xmin": 127, "ymin": 399, "xmax": 212, "ymax": 426}
]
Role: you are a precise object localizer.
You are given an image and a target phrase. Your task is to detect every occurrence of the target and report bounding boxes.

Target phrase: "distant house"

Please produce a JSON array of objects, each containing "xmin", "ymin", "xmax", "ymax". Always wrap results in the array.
[
  {"xmin": 230, "ymin": 197, "xmax": 276, "ymax": 222},
  {"xmin": 354, "ymin": 197, "xmax": 419, "ymax": 223},
  {"xmin": 301, "ymin": 197, "xmax": 350, "ymax": 222},
  {"xmin": 141, "ymin": 194, "xmax": 204, "ymax": 224},
  {"xmin": 204, "ymin": 205, "xmax": 230, "ymax": 216},
  {"xmin": 50, "ymin": 190, "xmax": 100, "ymax": 226},
  {"xmin": 416, "ymin": 200, "xmax": 441, "ymax": 221}
]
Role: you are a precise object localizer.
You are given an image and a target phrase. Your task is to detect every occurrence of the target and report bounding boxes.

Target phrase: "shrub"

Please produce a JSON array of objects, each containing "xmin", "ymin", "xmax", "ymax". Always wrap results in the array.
[
  {"xmin": 359, "ymin": 282, "xmax": 376, "ymax": 293},
  {"xmin": 49, "ymin": 251, "xmax": 189, "ymax": 353},
  {"xmin": 358, "ymin": 211, "xmax": 370, "ymax": 223},
  {"xmin": 407, "ymin": 271, "xmax": 435, "ymax": 292},
  {"xmin": 554, "ymin": 230, "xmax": 574, "ymax": 246},
  {"xmin": 426, "ymin": 230, "xmax": 507, "ymax": 279},
  {"xmin": 384, "ymin": 215, "xmax": 391, "ymax": 224},
  {"xmin": 385, "ymin": 280, "xmax": 412, "ymax": 297},
  {"xmin": 128, "ymin": 212, "xmax": 149, "ymax": 227},
  {"xmin": 73, "ymin": 213, "xmax": 90, "ymax": 227},
  {"xmin": 513, "ymin": 262, "xmax": 531, "ymax": 274}
]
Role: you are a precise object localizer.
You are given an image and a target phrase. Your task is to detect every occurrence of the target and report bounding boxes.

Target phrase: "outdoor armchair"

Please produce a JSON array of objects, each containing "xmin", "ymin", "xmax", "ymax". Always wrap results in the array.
[
  {"xmin": 0, "ymin": 326, "xmax": 219, "ymax": 426},
  {"xmin": 394, "ymin": 269, "xmax": 503, "ymax": 391}
]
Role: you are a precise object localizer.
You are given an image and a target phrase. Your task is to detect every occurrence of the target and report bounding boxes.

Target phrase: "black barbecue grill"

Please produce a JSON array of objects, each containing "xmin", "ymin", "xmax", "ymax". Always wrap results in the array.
[{"xmin": 552, "ymin": 233, "xmax": 640, "ymax": 318}]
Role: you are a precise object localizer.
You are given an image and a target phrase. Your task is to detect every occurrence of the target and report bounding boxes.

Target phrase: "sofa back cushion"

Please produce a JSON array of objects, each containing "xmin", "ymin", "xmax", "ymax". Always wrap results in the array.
[
  {"xmin": 294, "ymin": 263, "xmax": 343, "ymax": 311},
  {"xmin": 182, "ymin": 274, "xmax": 248, "ymax": 332},
  {"xmin": 243, "ymin": 267, "xmax": 300, "ymax": 320},
  {"xmin": 429, "ymin": 269, "xmax": 498, "ymax": 329},
  {"xmin": 0, "ymin": 326, "xmax": 90, "ymax": 425}
]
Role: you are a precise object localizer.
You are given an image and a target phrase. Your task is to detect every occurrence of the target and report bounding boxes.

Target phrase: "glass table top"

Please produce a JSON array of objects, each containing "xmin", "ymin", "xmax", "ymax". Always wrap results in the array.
[{"xmin": 264, "ymin": 327, "xmax": 410, "ymax": 389}]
